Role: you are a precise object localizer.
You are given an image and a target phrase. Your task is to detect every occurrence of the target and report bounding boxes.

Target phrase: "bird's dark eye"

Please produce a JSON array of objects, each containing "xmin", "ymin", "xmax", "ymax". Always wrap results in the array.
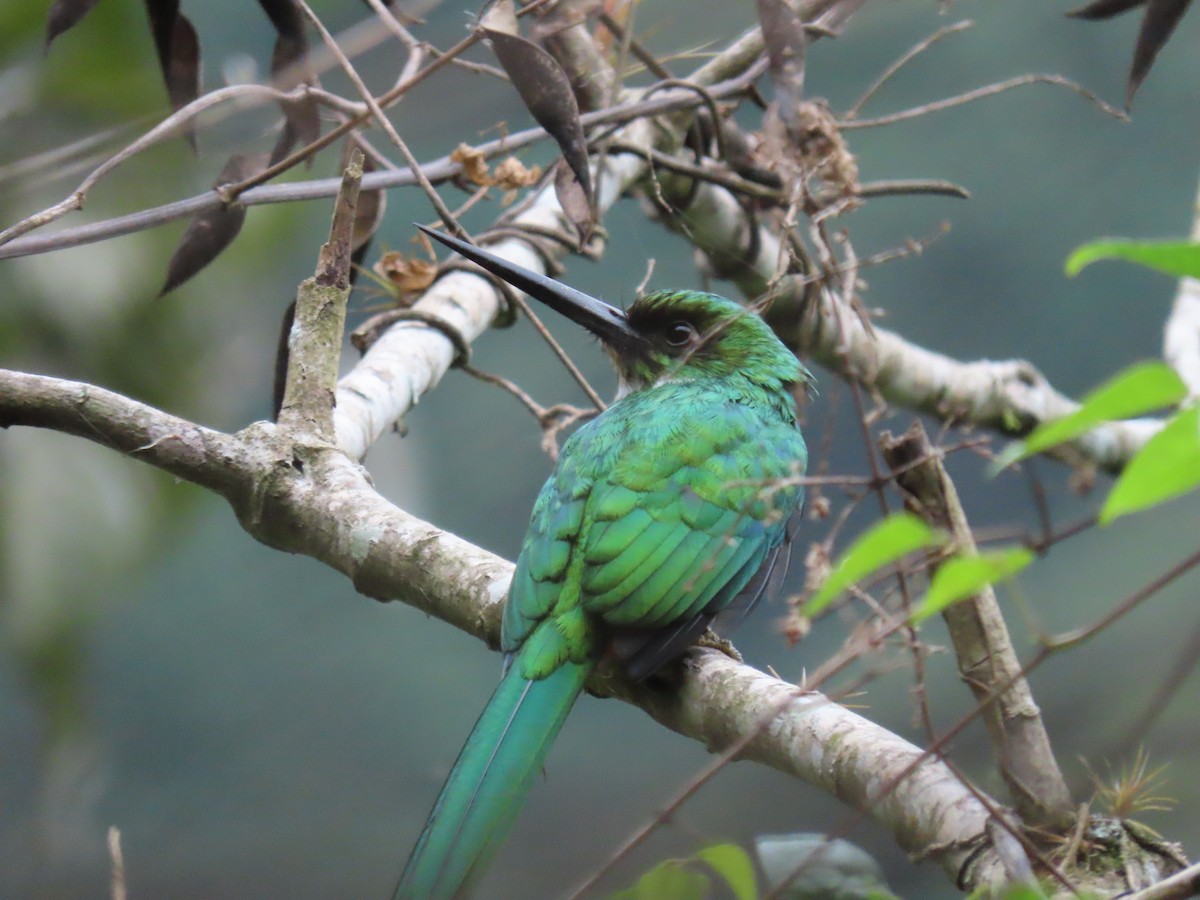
[{"xmin": 664, "ymin": 321, "xmax": 694, "ymax": 347}]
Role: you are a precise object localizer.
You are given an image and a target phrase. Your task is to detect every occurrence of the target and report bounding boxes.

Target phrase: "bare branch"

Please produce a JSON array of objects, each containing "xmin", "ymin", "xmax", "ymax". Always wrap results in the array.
[
  {"xmin": 840, "ymin": 73, "xmax": 1127, "ymax": 130},
  {"xmin": 0, "ymin": 364, "xmax": 1017, "ymax": 892},
  {"xmin": 277, "ymin": 151, "xmax": 361, "ymax": 439},
  {"xmin": 108, "ymin": 826, "xmax": 125, "ymax": 900},
  {"xmin": 880, "ymin": 422, "xmax": 1073, "ymax": 827},
  {"xmin": 0, "ymin": 83, "xmax": 326, "ymax": 247},
  {"xmin": 0, "ymin": 370, "xmax": 247, "ymax": 496},
  {"xmin": 846, "ymin": 20, "xmax": 975, "ymax": 119},
  {"xmin": 0, "ymin": 78, "xmax": 758, "ymax": 263},
  {"xmin": 647, "ymin": 168, "xmax": 1163, "ymax": 472}
]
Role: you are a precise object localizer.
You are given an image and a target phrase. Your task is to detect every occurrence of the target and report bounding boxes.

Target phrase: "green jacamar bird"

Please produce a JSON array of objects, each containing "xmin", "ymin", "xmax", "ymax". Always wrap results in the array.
[{"xmin": 396, "ymin": 225, "xmax": 810, "ymax": 898}]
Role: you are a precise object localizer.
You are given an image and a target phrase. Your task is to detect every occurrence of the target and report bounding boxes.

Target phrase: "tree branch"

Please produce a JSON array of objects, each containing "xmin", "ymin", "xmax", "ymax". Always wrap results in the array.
[
  {"xmin": 0, "ymin": 80, "xmax": 757, "ymax": 263},
  {"xmin": 0, "ymin": 369, "xmax": 248, "ymax": 497},
  {"xmin": 0, "ymin": 365, "xmax": 1010, "ymax": 892},
  {"xmin": 647, "ymin": 168, "xmax": 1163, "ymax": 472},
  {"xmin": 880, "ymin": 422, "xmax": 1073, "ymax": 828},
  {"xmin": 277, "ymin": 151, "xmax": 361, "ymax": 440},
  {"xmin": 332, "ymin": 52, "xmax": 766, "ymax": 459},
  {"xmin": 1164, "ymin": 171, "xmax": 1200, "ymax": 399}
]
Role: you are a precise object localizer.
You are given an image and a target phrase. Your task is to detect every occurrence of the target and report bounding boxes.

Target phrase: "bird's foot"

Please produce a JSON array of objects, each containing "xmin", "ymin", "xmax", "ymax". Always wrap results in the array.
[{"xmin": 695, "ymin": 628, "xmax": 743, "ymax": 663}]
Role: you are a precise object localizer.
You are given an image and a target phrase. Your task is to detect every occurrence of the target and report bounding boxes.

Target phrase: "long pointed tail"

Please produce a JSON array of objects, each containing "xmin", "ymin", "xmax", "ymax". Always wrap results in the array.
[{"xmin": 394, "ymin": 658, "xmax": 593, "ymax": 899}]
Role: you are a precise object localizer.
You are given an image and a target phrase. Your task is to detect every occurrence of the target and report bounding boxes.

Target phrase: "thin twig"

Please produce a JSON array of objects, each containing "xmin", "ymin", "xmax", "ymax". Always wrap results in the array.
[
  {"xmin": 845, "ymin": 20, "xmax": 975, "ymax": 119},
  {"xmin": 1124, "ymin": 860, "xmax": 1200, "ymax": 900},
  {"xmin": 297, "ymin": 0, "xmax": 463, "ymax": 234},
  {"xmin": 840, "ymin": 74, "xmax": 1128, "ymax": 130},
  {"xmin": 0, "ymin": 73, "xmax": 762, "ymax": 261},
  {"xmin": 0, "ymin": 83, "xmax": 321, "ymax": 247}
]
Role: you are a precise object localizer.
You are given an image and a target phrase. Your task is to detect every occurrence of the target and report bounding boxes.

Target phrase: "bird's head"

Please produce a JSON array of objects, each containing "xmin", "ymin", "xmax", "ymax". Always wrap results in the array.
[{"xmin": 417, "ymin": 226, "xmax": 810, "ymax": 398}]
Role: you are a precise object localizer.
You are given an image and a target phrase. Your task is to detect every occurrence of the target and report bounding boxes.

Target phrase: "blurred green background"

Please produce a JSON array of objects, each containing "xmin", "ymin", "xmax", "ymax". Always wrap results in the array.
[{"xmin": 2, "ymin": 1, "xmax": 1199, "ymax": 897}]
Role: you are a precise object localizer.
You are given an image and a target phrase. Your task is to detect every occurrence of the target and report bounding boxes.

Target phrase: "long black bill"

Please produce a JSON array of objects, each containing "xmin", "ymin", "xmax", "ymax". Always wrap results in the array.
[{"xmin": 416, "ymin": 225, "xmax": 643, "ymax": 349}]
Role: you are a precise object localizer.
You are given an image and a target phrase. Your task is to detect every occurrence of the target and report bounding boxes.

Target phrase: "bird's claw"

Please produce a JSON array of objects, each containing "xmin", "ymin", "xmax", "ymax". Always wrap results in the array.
[{"xmin": 695, "ymin": 628, "xmax": 743, "ymax": 663}]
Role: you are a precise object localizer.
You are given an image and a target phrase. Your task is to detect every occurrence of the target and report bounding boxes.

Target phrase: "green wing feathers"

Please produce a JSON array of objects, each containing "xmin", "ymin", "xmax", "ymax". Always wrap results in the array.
[
  {"xmin": 394, "ymin": 658, "xmax": 592, "ymax": 899},
  {"xmin": 504, "ymin": 383, "xmax": 806, "ymax": 676},
  {"xmin": 401, "ymin": 381, "xmax": 806, "ymax": 898}
]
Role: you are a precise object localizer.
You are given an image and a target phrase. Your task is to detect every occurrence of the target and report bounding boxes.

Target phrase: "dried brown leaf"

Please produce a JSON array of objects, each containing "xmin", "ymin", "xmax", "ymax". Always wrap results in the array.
[
  {"xmin": 1067, "ymin": 0, "xmax": 1146, "ymax": 18},
  {"xmin": 345, "ymin": 140, "xmax": 385, "ymax": 284},
  {"xmin": 451, "ymin": 143, "xmax": 493, "ymax": 186},
  {"xmin": 554, "ymin": 159, "xmax": 594, "ymax": 241},
  {"xmin": 492, "ymin": 156, "xmax": 541, "ymax": 190},
  {"xmin": 1128, "ymin": 0, "xmax": 1191, "ymax": 103},
  {"xmin": 1067, "ymin": 0, "xmax": 1193, "ymax": 104},
  {"xmin": 373, "ymin": 251, "xmax": 437, "ymax": 295}
]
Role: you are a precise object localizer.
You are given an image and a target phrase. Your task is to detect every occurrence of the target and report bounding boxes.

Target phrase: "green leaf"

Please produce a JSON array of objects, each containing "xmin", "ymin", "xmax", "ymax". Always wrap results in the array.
[
  {"xmin": 914, "ymin": 547, "xmax": 1035, "ymax": 623},
  {"xmin": 1066, "ymin": 240, "xmax": 1200, "ymax": 279},
  {"xmin": 992, "ymin": 361, "xmax": 1186, "ymax": 470},
  {"xmin": 802, "ymin": 514, "xmax": 942, "ymax": 617},
  {"xmin": 696, "ymin": 844, "xmax": 757, "ymax": 900},
  {"xmin": 1101, "ymin": 405, "xmax": 1200, "ymax": 523},
  {"xmin": 609, "ymin": 860, "xmax": 709, "ymax": 900}
]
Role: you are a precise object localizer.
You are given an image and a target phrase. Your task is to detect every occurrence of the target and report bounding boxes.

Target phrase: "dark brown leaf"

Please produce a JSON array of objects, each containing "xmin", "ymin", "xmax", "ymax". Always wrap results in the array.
[
  {"xmin": 757, "ymin": 0, "xmax": 808, "ymax": 132},
  {"xmin": 1067, "ymin": 0, "xmax": 1146, "ymax": 19},
  {"xmin": 1068, "ymin": 0, "xmax": 1193, "ymax": 104},
  {"xmin": 159, "ymin": 154, "xmax": 268, "ymax": 296},
  {"xmin": 45, "ymin": 0, "xmax": 103, "ymax": 48},
  {"xmin": 554, "ymin": 159, "xmax": 594, "ymax": 241},
  {"xmin": 143, "ymin": 0, "xmax": 201, "ymax": 148},
  {"xmin": 1128, "ymin": 0, "xmax": 1192, "ymax": 103},
  {"xmin": 257, "ymin": 0, "xmax": 320, "ymax": 164},
  {"xmin": 482, "ymin": 26, "xmax": 593, "ymax": 224}
]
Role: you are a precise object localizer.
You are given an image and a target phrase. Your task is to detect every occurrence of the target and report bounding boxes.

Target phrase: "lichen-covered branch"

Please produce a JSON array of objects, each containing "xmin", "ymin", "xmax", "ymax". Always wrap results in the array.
[
  {"xmin": 277, "ymin": 151, "xmax": 360, "ymax": 440},
  {"xmin": 0, "ymin": 370, "xmax": 248, "ymax": 497},
  {"xmin": 1164, "ymin": 173, "xmax": 1200, "ymax": 399},
  {"xmin": 880, "ymin": 422, "xmax": 1073, "ymax": 828},
  {"xmin": 612, "ymin": 651, "xmax": 1016, "ymax": 890},
  {"xmin": 0, "ymin": 364, "xmax": 1017, "ymax": 892},
  {"xmin": 330, "ymin": 12, "xmax": 778, "ymax": 459},
  {"xmin": 646, "ymin": 169, "xmax": 1162, "ymax": 472}
]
